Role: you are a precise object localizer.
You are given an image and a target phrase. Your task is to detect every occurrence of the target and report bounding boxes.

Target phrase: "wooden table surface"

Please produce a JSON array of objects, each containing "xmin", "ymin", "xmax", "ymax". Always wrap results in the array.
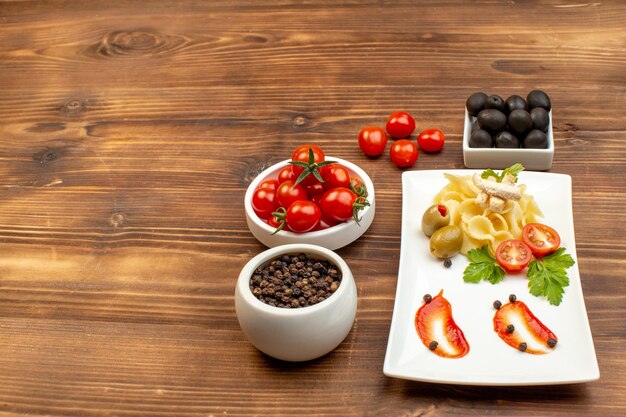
[{"xmin": 1, "ymin": 1, "xmax": 625, "ymax": 416}]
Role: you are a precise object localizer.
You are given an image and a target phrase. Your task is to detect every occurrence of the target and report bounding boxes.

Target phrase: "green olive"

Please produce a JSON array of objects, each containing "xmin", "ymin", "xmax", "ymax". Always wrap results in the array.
[
  {"xmin": 429, "ymin": 225, "xmax": 463, "ymax": 259},
  {"xmin": 422, "ymin": 204, "xmax": 450, "ymax": 237}
]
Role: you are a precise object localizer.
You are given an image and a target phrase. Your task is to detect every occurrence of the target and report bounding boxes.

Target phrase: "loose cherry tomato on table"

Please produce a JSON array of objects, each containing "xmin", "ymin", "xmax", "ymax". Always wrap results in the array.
[
  {"xmin": 290, "ymin": 144, "xmax": 329, "ymax": 186},
  {"xmin": 285, "ymin": 200, "xmax": 321, "ymax": 233},
  {"xmin": 251, "ymin": 188, "xmax": 277, "ymax": 220},
  {"xmin": 496, "ymin": 240, "xmax": 533, "ymax": 273},
  {"xmin": 386, "ymin": 111, "xmax": 416, "ymax": 139},
  {"xmin": 358, "ymin": 126, "xmax": 388, "ymax": 156},
  {"xmin": 390, "ymin": 139, "xmax": 419, "ymax": 168},
  {"xmin": 258, "ymin": 178, "xmax": 279, "ymax": 191},
  {"xmin": 522, "ymin": 223, "xmax": 561, "ymax": 257},
  {"xmin": 320, "ymin": 163, "xmax": 351, "ymax": 190},
  {"xmin": 417, "ymin": 128, "xmax": 445, "ymax": 153},
  {"xmin": 277, "ymin": 166, "xmax": 295, "ymax": 184},
  {"xmin": 276, "ymin": 180, "xmax": 307, "ymax": 208}
]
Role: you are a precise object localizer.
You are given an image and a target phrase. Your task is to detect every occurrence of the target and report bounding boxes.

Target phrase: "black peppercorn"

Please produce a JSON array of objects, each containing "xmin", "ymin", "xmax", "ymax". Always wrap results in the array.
[
  {"xmin": 519, "ymin": 342, "xmax": 527, "ymax": 352},
  {"xmin": 429, "ymin": 341, "xmax": 438, "ymax": 350},
  {"xmin": 506, "ymin": 324, "xmax": 515, "ymax": 334},
  {"xmin": 443, "ymin": 258, "xmax": 452, "ymax": 268},
  {"xmin": 493, "ymin": 300, "xmax": 502, "ymax": 310},
  {"xmin": 509, "ymin": 294, "xmax": 517, "ymax": 303},
  {"xmin": 249, "ymin": 253, "xmax": 342, "ymax": 309},
  {"xmin": 547, "ymin": 338, "xmax": 557, "ymax": 348},
  {"xmin": 423, "ymin": 294, "xmax": 432, "ymax": 303}
]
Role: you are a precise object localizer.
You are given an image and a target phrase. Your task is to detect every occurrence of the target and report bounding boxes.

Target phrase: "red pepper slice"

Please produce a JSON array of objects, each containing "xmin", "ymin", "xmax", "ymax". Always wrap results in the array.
[
  {"xmin": 415, "ymin": 290, "xmax": 470, "ymax": 358},
  {"xmin": 493, "ymin": 299, "xmax": 558, "ymax": 354}
]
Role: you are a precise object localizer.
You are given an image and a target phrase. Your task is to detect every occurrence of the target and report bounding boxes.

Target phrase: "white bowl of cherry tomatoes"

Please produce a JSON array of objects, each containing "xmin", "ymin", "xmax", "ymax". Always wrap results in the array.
[{"xmin": 245, "ymin": 145, "xmax": 375, "ymax": 250}]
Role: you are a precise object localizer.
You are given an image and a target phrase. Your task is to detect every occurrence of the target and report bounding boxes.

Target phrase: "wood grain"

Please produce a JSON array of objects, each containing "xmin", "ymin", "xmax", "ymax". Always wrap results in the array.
[{"xmin": 0, "ymin": 0, "xmax": 625, "ymax": 416}]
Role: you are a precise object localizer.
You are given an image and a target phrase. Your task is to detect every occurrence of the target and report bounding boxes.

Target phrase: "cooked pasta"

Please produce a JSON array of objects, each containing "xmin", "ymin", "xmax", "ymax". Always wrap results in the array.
[{"xmin": 433, "ymin": 174, "xmax": 542, "ymax": 254}]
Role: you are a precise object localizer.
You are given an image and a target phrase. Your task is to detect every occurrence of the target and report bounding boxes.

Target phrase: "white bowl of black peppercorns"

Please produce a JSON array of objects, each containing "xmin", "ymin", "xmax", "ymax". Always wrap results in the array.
[
  {"xmin": 235, "ymin": 243, "xmax": 357, "ymax": 362},
  {"xmin": 463, "ymin": 90, "xmax": 554, "ymax": 170}
]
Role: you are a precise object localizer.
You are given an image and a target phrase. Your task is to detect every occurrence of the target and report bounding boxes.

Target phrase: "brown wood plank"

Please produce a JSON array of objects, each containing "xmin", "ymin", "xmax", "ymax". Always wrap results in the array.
[{"xmin": 0, "ymin": 0, "xmax": 625, "ymax": 416}]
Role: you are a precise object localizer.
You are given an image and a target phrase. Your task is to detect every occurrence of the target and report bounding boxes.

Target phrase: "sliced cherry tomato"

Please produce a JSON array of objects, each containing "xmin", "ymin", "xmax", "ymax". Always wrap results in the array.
[
  {"xmin": 522, "ymin": 223, "xmax": 561, "ymax": 257},
  {"xmin": 358, "ymin": 126, "xmax": 388, "ymax": 156},
  {"xmin": 390, "ymin": 139, "xmax": 418, "ymax": 168},
  {"xmin": 496, "ymin": 240, "xmax": 533, "ymax": 273},
  {"xmin": 277, "ymin": 166, "xmax": 295, "ymax": 184},
  {"xmin": 258, "ymin": 178, "xmax": 279, "ymax": 191},
  {"xmin": 320, "ymin": 187, "xmax": 357, "ymax": 223},
  {"xmin": 276, "ymin": 180, "xmax": 307, "ymax": 208},
  {"xmin": 251, "ymin": 188, "xmax": 277, "ymax": 220},
  {"xmin": 386, "ymin": 111, "xmax": 416, "ymax": 139},
  {"xmin": 286, "ymin": 200, "xmax": 321, "ymax": 233},
  {"xmin": 306, "ymin": 182, "xmax": 324, "ymax": 199},
  {"xmin": 320, "ymin": 163, "xmax": 350, "ymax": 190},
  {"xmin": 417, "ymin": 128, "xmax": 445, "ymax": 153},
  {"xmin": 290, "ymin": 144, "xmax": 326, "ymax": 186}
]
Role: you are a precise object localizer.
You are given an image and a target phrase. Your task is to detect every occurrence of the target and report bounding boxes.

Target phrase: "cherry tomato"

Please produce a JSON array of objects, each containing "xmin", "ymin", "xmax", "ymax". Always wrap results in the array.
[
  {"xmin": 417, "ymin": 128, "xmax": 445, "ymax": 153},
  {"xmin": 358, "ymin": 126, "xmax": 388, "ymax": 156},
  {"xmin": 320, "ymin": 187, "xmax": 357, "ymax": 223},
  {"xmin": 314, "ymin": 213, "xmax": 337, "ymax": 231},
  {"xmin": 321, "ymin": 163, "xmax": 350, "ymax": 190},
  {"xmin": 291, "ymin": 144, "xmax": 325, "ymax": 186},
  {"xmin": 277, "ymin": 166, "xmax": 295, "ymax": 184},
  {"xmin": 522, "ymin": 223, "xmax": 561, "ymax": 257},
  {"xmin": 251, "ymin": 188, "xmax": 277, "ymax": 220},
  {"xmin": 306, "ymin": 182, "xmax": 324, "ymax": 199},
  {"xmin": 349, "ymin": 177, "xmax": 367, "ymax": 196},
  {"xmin": 311, "ymin": 192, "xmax": 323, "ymax": 206},
  {"xmin": 258, "ymin": 178, "xmax": 279, "ymax": 191},
  {"xmin": 267, "ymin": 213, "xmax": 289, "ymax": 231},
  {"xmin": 496, "ymin": 240, "xmax": 533, "ymax": 273},
  {"xmin": 386, "ymin": 111, "xmax": 416, "ymax": 139},
  {"xmin": 276, "ymin": 180, "xmax": 307, "ymax": 208},
  {"xmin": 286, "ymin": 200, "xmax": 321, "ymax": 233},
  {"xmin": 390, "ymin": 139, "xmax": 418, "ymax": 167}
]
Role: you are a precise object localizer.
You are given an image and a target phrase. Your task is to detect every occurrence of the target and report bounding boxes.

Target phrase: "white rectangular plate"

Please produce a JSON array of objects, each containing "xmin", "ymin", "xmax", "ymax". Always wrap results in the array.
[{"xmin": 383, "ymin": 170, "xmax": 599, "ymax": 386}]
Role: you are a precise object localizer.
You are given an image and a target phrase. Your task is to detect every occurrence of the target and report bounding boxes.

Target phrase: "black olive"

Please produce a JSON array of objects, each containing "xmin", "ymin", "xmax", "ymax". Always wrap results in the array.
[
  {"xmin": 523, "ymin": 129, "xmax": 549, "ymax": 149},
  {"xmin": 508, "ymin": 109, "xmax": 533, "ymax": 134},
  {"xmin": 471, "ymin": 120, "xmax": 481, "ymax": 133},
  {"xmin": 530, "ymin": 107, "xmax": 550, "ymax": 132},
  {"xmin": 484, "ymin": 95, "xmax": 505, "ymax": 112},
  {"xmin": 527, "ymin": 90, "xmax": 551, "ymax": 111},
  {"xmin": 477, "ymin": 109, "xmax": 507, "ymax": 132},
  {"xmin": 469, "ymin": 129, "xmax": 493, "ymax": 148},
  {"xmin": 505, "ymin": 95, "xmax": 528, "ymax": 114},
  {"xmin": 495, "ymin": 131, "xmax": 519, "ymax": 148},
  {"xmin": 466, "ymin": 92, "xmax": 488, "ymax": 117}
]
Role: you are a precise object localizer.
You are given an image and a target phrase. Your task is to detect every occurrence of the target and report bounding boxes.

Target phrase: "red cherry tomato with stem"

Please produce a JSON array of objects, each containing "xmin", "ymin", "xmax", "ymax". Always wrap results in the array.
[
  {"xmin": 358, "ymin": 126, "xmax": 388, "ymax": 156},
  {"xmin": 290, "ymin": 145, "xmax": 328, "ymax": 186},
  {"xmin": 386, "ymin": 111, "xmax": 416, "ymax": 139},
  {"xmin": 496, "ymin": 240, "xmax": 533, "ymax": 273},
  {"xmin": 417, "ymin": 128, "xmax": 445, "ymax": 153},
  {"xmin": 252, "ymin": 188, "xmax": 277, "ymax": 220},
  {"xmin": 320, "ymin": 187, "xmax": 369, "ymax": 224},
  {"xmin": 285, "ymin": 200, "xmax": 321, "ymax": 233},
  {"xmin": 522, "ymin": 223, "xmax": 561, "ymax": 257},
  {"xmin": 390, "ymin": 139, "xmax": 419, "ymax": 168},
  {"xmin": 276, "ymin": 180, "xmax": 307, "ymax": 208}
]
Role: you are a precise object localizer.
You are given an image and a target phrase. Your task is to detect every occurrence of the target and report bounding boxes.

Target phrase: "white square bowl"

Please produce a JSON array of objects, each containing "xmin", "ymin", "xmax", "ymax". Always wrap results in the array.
[{"xmin": 462, "ymin": 109, "xmax": 554, "ymax": 171}]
